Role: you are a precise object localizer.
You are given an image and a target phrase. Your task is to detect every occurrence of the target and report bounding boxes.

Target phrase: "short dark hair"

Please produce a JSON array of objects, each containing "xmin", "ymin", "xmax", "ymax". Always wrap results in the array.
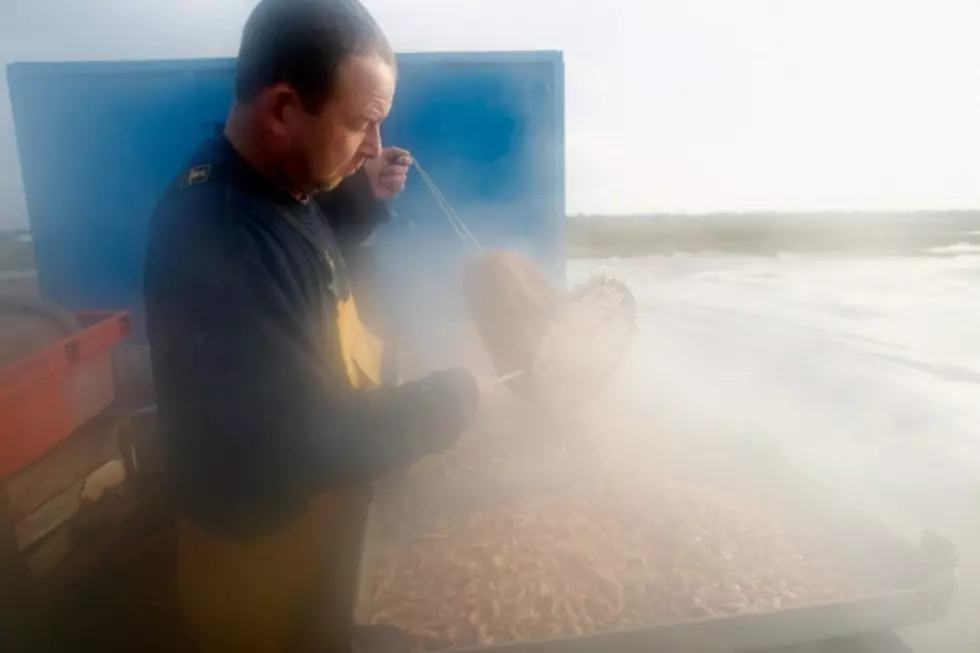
[{"xmin": 235, "ymin": 0, "xmax": 395, "ymax": 112}]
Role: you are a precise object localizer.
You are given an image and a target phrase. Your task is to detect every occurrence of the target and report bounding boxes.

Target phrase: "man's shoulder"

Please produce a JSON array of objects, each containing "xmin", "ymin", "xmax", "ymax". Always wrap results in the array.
[
  {"xmin": 150, "ymin": 155, "xmax": 269, "ymax": 255},
  {"xmin": 144, "ymin": 139, "xmax": 323, "ymax": 299},
  {"xmin": 147, "ymin": 182, "xmax": 268, "ymax": 301},
  {"xmin": 156, "ymin": 142, "xmax": 239, "ymax": 216},
  {"xmin": 154, "ymin": 137, "xmax": 261, "ymax": 222},
  {"xmin": 153, "ymin": 171, "xmax": 235, "ymax": 233}
]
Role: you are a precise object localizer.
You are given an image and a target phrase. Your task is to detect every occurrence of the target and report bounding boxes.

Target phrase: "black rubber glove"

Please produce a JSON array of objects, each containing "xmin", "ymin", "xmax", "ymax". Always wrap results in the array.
[{"xmin": 405, "ymin": 368, "xmax": 480, "ymax": 455}]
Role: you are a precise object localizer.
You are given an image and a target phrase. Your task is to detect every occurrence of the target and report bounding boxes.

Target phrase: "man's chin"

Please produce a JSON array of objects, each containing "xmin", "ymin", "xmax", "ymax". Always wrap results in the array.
[
  {"xmin": 320, "ymin": 171, "xmax": 349, "ymax": 192},
  {"xmin": 322, "ymin": 165, "xmax": 363, "ymax": 191}
]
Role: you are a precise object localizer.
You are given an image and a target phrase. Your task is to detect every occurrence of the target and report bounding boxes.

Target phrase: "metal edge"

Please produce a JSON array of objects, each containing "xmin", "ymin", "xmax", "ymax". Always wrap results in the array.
[
  {"xmin": 4, "ymin": 63, "xmax": 45, "ymax": 298},
  {"xmin": 550, "ymin": 52, "xmax": 566, "ymax": 285},
  {"xmin": 355, "ymin": 497, "xmax": 384, "ymax": 625},
  {"xmin": 5, "ymin": 58, "xmax": 236, "ymax": 77},
  {"xmin": 459, "ymin": 582, "xmax": 955, "ymax": 653},
  {"xmin": 6, "ymin": 51, "xmax": 565, "ymax": 78},
  {"xmin": 398, "ymin": 51, "xmax": 563, "ymax": 65},
  {"xmin": 5, "ymin": 62, "xmax": 56, "ymax": 303}
]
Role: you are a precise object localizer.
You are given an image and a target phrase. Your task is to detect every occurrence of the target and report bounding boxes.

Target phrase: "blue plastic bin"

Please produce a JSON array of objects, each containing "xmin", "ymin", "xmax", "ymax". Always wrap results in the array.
[{"xmin": 7, "ymin": 52, "xmax": 565, "ymax": 333}]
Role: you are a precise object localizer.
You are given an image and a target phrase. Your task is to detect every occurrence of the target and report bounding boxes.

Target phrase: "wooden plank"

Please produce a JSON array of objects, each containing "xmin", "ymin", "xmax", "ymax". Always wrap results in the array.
[
  {"xmin": 14, "ymin": 481, "xmax": 83, "ymax": 551},
  {"xmin": 16, "ymin": 458, "xmax": 129, "ymax": 566},
  {"xmin": 3, "ymin": 415, "xmax": 122, "ymax": 518}
]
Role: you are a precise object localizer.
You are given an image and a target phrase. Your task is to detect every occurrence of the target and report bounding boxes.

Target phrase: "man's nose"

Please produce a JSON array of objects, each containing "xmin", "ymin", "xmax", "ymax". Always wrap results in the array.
[{"xmin": 361, "ymin": 124, "xmax": 383, "ymax": 159}]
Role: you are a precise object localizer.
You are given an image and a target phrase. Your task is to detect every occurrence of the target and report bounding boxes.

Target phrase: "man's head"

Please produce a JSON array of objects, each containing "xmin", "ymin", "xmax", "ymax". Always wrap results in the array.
[{"xmin": 233, "ymin": 0, "xmax": 396, "ymax": 195}]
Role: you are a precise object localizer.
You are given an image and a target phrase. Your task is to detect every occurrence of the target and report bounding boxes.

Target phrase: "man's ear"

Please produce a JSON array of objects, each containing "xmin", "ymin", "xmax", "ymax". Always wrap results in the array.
[{"xmin": 261, "ymin": 84, "xmax": 301, "ymax": 137}]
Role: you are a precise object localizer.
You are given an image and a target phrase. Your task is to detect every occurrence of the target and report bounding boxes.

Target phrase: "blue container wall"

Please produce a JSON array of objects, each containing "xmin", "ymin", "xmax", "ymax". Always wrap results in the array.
[{"xmin": 7, "ymin": 53, "xmax": 565, "ymax": 332}]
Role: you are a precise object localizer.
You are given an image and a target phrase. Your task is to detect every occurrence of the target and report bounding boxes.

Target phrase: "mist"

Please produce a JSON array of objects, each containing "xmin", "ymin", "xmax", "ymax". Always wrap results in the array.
[
  {"xmin": 4, "ymin": 0, "xmax": 980, "ymax": 227},
  {"xmin": 554, "ymin": 248, "xmax": 979, "ymax": 651},
  {"xmin": 3, "ymin": 1, "xmax": 980, "ymax": 652}
]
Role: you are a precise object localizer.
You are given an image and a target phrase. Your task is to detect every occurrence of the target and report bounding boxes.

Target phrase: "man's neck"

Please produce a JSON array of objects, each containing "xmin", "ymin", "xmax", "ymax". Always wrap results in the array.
[{"xmin": 224, "ymin": 105, "xmax": 308, "ymax": 202}]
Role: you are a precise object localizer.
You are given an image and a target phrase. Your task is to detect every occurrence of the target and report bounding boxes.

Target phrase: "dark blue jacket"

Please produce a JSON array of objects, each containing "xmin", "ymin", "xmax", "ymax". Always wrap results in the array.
[{"xmin": 144, "ymin": 136, "xmax": 430, "ymax": 537}]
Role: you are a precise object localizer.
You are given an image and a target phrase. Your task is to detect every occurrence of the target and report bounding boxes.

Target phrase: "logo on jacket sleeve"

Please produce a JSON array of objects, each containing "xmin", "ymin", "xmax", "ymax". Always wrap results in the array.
[{"xmin": 181, "ymin": 165, "xmax": 212, "ymax": 188}]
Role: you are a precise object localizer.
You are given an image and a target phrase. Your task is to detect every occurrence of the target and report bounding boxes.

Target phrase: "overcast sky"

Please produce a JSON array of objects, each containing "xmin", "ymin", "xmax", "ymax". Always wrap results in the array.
[{"xmin": 2, "ymin": 0, "xmax": 980, "ymax": 228}]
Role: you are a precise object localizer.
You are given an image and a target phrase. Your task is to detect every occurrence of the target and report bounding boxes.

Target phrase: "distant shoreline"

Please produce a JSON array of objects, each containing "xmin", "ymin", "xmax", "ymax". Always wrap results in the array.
[
  {"xmin": 566, "ymin": 210, "xmax": 980, "ymax": 258},
  {"xmin": 3, "ymin": 211, "xmax": 980, "ymax": 270}
]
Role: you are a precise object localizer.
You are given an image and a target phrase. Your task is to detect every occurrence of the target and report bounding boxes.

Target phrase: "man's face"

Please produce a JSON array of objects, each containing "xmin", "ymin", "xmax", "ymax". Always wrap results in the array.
[{"xmin": 267, "ymin": 54, "xmax": 396, "ymax": 196}]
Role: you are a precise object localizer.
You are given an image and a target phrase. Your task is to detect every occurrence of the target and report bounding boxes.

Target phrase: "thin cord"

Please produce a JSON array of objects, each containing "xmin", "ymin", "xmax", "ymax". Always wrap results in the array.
[
  {"xmin": 416, "ymin": 163, "xmax": 480, "ymax": 248},
  {"xmin": 414, "ymin": 163, "xmax": 475, "ymax": 248},
  {"xmin": 414, "ymin": 161, "xmax": 555, "ymax": 316},
  {"xmin": 413, "ymin": 161, "xmax": 483, "ymax": 251},
  {"xmin": 411, "ymin": 160, "xmax": 544, "ymax": 387}
]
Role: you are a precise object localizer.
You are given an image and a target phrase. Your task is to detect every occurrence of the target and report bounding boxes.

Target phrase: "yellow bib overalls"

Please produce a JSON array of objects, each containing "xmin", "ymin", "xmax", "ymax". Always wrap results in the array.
[{"xmin": 176, "ymin": 252, "xmax": 385, "ymax": 652}]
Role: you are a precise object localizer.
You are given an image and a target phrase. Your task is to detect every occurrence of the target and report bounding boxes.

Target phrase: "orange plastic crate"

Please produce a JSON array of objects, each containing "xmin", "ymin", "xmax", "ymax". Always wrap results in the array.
[{"xmin": 0, "ymin": 311, "xmax": 132, "ymax": 479}]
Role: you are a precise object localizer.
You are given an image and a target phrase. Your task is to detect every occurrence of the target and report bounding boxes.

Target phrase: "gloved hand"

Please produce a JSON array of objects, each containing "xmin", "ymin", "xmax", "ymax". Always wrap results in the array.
[
  {"xmin": 364, "ymin": 147, "xmax": 413, "ymax": 200},
  {"xmin": 407, "ymin": 367, "xmax": 479, "ymax": 454}
]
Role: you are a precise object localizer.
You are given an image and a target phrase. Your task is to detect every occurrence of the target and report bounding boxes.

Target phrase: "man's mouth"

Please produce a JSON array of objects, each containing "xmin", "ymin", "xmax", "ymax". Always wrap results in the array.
[{"xmin": 348, "ymin": 158, "xmax": 366, "ymax": 175}]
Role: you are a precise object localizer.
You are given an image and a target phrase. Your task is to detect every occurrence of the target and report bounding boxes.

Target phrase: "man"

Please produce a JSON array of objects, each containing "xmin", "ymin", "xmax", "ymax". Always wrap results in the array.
[{"xmin": 143, "ymin": 1, "xmax": 478, "ymax": 651}]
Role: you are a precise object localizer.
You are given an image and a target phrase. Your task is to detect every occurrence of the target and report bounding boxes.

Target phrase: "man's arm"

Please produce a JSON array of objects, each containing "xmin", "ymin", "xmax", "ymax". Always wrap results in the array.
[
  {"xmin": 316, "ymin": 148, "xmax": 413, "ymax": 252},
  {"xmin": 145, "ymin": 192, "xmax": 473, "ymax": 502},
  {"xmin": 316, "ymin": 168, "xmax": 389, "ymax": 252}
]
